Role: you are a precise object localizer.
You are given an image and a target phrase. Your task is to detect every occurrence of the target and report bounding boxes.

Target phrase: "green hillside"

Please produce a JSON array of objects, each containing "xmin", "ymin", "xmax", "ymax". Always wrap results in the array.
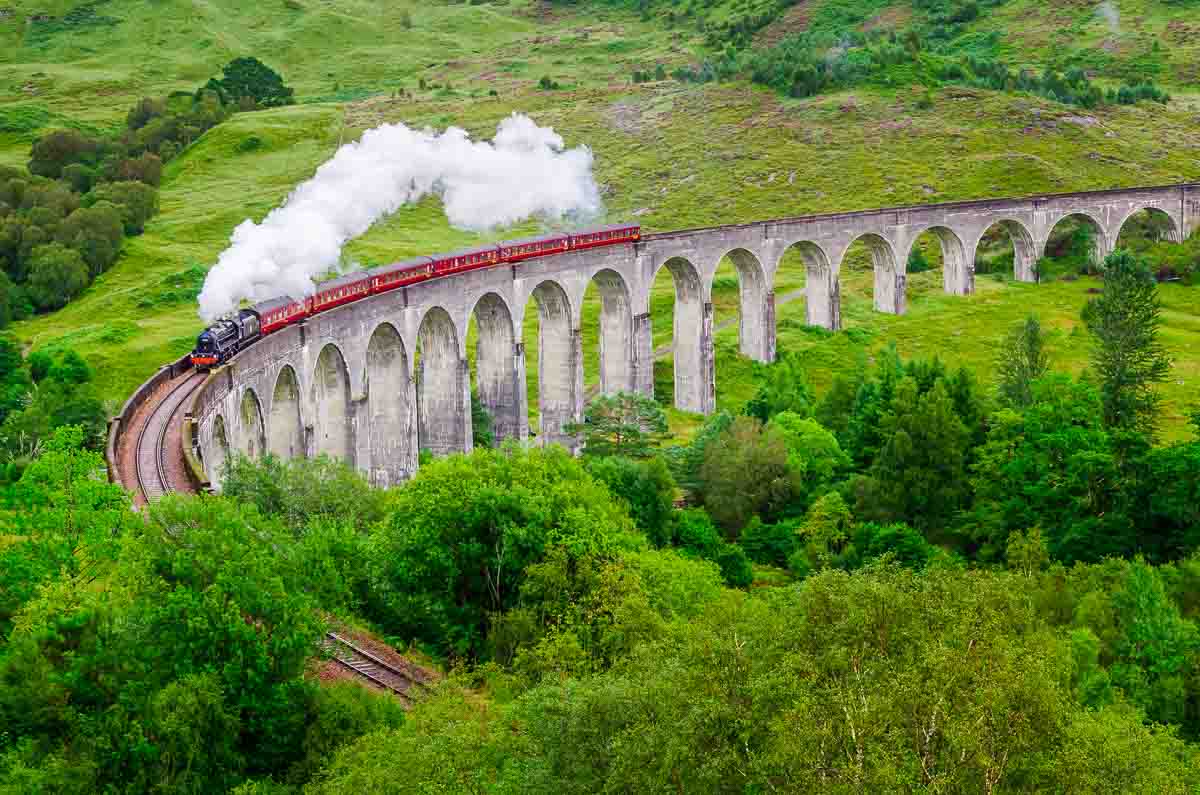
[{"xmin": 1, "ymin": 0, "xmax": 1197, "ymax": 436}]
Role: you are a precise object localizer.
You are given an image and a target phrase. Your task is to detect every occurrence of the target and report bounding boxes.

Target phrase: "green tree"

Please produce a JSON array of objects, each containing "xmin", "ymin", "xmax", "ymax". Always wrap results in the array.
[
  {"xmin": 767, "ymin": 411, "xmax": 850, "ymax": 507},
  {"xmin": 814, "ymin": 370, "xmax": 862, "ymax": 441},
  {"xmin": 109, "ymin": 151, "xmax": 163, "ymax": 186},
  {"xmin": 966, "ymin": 375, "xmax": 1127, "ymax": 563},
  {"xmin": 310, "ymin": 566, "xmax": 1199, "ymax": 793},
  {"xmin": 1084, "ymin": 249, "xmax": 1171, "ymax": 437},
  {"xmin": 208, "ymin": 57, "xmax": 295, "ymax": 108},
  {"xmin": 906, "ymin": 244, "xmax": 931, "ymax": 273},
  {"xmin": 1134, "ymin": 439, "xmax": 1200, "ymax": 562},
  {"xmin": 0, "ymin": 426, "xmax": 131, "ymax": 635},
  {"xmin": 867, "ymin": 378, "xmax": 970, "ymax": 530},
  {"xmin": 739, "ymin": 517, "xmax": 799, "ymax": 567},
  {"xmin": 667, "ymin": 409, "xmax": 733, "ymax": 493},
  {"xmin": 221, "ymin": 454, "xmax": 387, "ymax": 534},
  {"xmin": 568, "ymin": 391, "xmax": 668, "ymax": 458},
  {"xmin": 745, "ymin": 351, "xmax": 815, "ymax": 422},
  {"xmin": 0, "ymin": 495, "xmax": 325, "ymax": 790},
  {"xmin": 842, "ymin": 345, "xmax": 905, "ymax": 466},
  {"xmin": 585, "ymin": 455, "xmax": 677, "ymax": 546},
  {"xmin": 790, "ymin": 491, "xmax": 854, "ymax": 574},
  {"xmin": 27, "ymin": 129, "xmax": 103, "ymax": 179},
  {"xmin": 286, "ymin": 682, "xmax": 407, "ymax": 785},
  {"xmin": 60, "ymin": 162, "xmax": 96, "ymax": 193},
  {"xmin": 1006, "ymin": 527, "xmax": 1050, "ymax": 576},
  {"xmin": 87, "ymin": 180, "xmax": 159, "ymax": 235},
  {"xmin": 367, "ymin": 446, "xmax": 637, "ymax": 657},
  {"xmin": 56, "ymin": 202, "xmax": 123, "ymax": 276},
  {"xmin": 997, "ymin": 314, "xmax": 1050, "ymax": 408},
  {"xmin": 697, "ymin": 416, "xmax": 796, "ymax": 536},
  {"xmin": 1107, "ymin": 562, "xmax": 1199, "ymax": 727},
  {"xmin": 24, "ymin": 243, "xmax": 88, "ymax": 311}
]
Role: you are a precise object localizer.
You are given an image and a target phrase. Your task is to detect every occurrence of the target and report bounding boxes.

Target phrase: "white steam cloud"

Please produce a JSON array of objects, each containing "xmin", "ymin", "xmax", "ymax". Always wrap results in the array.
[
  {"xmin": 1096, "ymin": 0, "xmax": 1120, "ymax": 33},
  {"xmin": 197, "ymin": 113, "xmax": 602, "ymax": 321}
]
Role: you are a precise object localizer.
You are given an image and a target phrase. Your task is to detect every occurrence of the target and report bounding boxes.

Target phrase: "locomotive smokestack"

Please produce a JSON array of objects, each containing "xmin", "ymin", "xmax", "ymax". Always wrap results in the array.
[{"xmin": 197, "ymin": 113, "xmax": 603, "ymax": 321}]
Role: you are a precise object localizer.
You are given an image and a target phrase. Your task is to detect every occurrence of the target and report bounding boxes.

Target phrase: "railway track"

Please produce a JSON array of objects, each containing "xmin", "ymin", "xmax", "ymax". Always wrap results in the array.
[
  {"xmin": 134, "ymin": 371, "xmax": 205, "ymax": 505},
  {"xmin": 322, "ymin": 632, "xmax": 431, "ymax": 704}
]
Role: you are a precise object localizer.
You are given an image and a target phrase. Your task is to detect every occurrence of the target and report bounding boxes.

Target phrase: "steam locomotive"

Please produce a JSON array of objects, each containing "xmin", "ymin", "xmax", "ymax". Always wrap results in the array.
[{"xmin": 190, "ymin": 224, "xmax": 641, "ymax": 370}]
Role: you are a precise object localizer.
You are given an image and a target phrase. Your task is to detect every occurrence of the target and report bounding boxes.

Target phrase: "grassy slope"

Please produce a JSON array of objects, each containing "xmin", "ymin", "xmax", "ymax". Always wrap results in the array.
[
  {"xmin": 966, "ymin": 0, "xmax": 1200, "ymax": 86},
  {"xmin": 1, "ymin": 0, "xmax": 1197, "ymax": 438}
]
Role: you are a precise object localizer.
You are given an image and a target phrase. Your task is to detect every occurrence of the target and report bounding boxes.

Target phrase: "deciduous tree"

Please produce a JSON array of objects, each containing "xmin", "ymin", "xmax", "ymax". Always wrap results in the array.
[
  {"xmin": 367, "ymin": 446, "xmax": 636, "ymax": 657},
  {"xmin": 24, "ymin": 243, "xmax": 88, "ymax": 310},
  {"xmin": 697, "ymin": 416, "xmax": 796, "ymax": 535},
  {"xmin": 55, "ymin": 202, "xmax": 123, "ymax": 276},
  {"xmin": 208, "ymin": 57, "xmax": 295, "ymax": 108},
  {"xmin": 88, "ymin": 180, "xmax": 159, "ymax": 234}
]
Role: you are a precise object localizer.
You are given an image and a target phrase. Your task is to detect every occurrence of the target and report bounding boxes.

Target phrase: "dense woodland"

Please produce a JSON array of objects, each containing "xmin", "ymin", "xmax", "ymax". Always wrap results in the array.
[{"xmin": 0, "ymin": 239, "xmax": 1198, "ymax": 791}]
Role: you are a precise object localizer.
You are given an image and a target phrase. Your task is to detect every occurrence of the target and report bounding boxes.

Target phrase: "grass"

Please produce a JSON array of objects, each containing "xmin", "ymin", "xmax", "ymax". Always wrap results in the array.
[
  {"xmin": 961, "ymin": 0, "xmax": 1200, "ymax": 86},
  {"xmin": 1, "ymin": 0, "xmax": 1197, "ymax": 441}
]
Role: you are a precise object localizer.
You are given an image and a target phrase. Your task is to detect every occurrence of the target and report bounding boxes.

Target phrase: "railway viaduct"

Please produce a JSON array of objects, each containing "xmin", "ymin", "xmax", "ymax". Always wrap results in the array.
[{"xmin": 189, "ymin": 182, "xmax": 1200, "ymax": 488}]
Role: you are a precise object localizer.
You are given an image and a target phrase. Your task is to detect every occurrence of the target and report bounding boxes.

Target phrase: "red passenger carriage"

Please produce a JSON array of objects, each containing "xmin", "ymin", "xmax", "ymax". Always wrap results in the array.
[
  {"xmin": 432, "ymin": 245, "xmax": 500, "ymax": 276},
  {"xmin": 369, "ymin": 257, "xmax": 435, "ymax": 295},
  {"xmin": 252, "ymin": 296, "xmax": 310, "ymax": 336},
  {"xmin": 311, "ymin": 272, "xmax": 371, "ymax": 313},
  {"xmin": 569, "ymin": 224, "xmax": 640, "ymax": 250},
  {"xmin": 498, "ymin": 234, "xmax": 569, "ymax": 262}
]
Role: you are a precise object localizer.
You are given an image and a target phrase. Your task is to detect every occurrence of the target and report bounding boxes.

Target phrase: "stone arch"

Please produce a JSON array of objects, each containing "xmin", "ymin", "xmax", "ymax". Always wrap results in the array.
[
  {"xmin": 908, "ymin": 226, "xmax": 972, "ymax": 297},
  {"xmin": 208, "ymin": 414, "xmax": 230, "ymax": 489},
  {"xmin": 366, "ymin": 322, "xmax": 416, "ymax": 486},
  {"xmin": 1113, "ymin": 206, "xmax": 1181, "ymax": 247},
  {"xmin": 779, "ymin": 240, "xmax": 839, "ymax": 330},
  {"xmin": 417, "ymin": 306, "xmax": 469, "ymax": 457},
  {"xmin": 1042, "ymin": 212, "xmax": 1109, "ymax": 270},
  {"xmin": 973, "ymin": 218, "xmax": 1038, "ymax": 283},
  {"xmin": 311, "ymin": 343, "xmax": 354, "ymax": 464},
  {"xmin": 524, "ymin": 279, "xmax": 581, "ymax": 448},
  {"xmin": 583, "ymin": 268, "xmax": 635, "ymax": 396},
  {"xmin": 653, "ymin": 256, "xmax": 712, "ymax": 414},
  {"xmin": 237, "ymin": 389, "xmax": 266, "ymax": 459},
  {"xmin": 470, "ymin": 292, "xmax": 522, "ymax": 444},
  {"xmin": 720, "ymin": 248, "xmax": 773, "ymax": 363},
  {"xmin": 268, "ymin": 365, "xmax": 304, "ymax": 460},
  {"xmin": 840, "ymin": 233, "xmax": 903, "ymax": 315}
]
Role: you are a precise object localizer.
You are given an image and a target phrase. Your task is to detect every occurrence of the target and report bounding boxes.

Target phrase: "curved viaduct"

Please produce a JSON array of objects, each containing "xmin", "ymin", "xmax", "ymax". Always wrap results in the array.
[{"xmin": 190, "ymin": 182, "xmax": 1200, "ymax": 488}]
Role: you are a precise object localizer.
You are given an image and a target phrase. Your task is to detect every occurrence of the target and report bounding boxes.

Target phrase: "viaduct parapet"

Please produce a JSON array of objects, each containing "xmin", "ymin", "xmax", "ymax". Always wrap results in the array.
[{"xmin": 189, "ymin": 182, "xmax": 1200, "ymax": 488}]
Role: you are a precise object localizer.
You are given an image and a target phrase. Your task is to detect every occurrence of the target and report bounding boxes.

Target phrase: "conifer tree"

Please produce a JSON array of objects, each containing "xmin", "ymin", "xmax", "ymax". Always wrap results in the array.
[
  {"xmin": 1083, "ymin": 250, "xmax": 1171, "ymax": 437},
  {"xmin": 997, "ymin": 314, "xmax": 1050, "ymax": 408},
  {"xmin": 870, "ymin": 378, "xmax": 970, "ymax": 529}
]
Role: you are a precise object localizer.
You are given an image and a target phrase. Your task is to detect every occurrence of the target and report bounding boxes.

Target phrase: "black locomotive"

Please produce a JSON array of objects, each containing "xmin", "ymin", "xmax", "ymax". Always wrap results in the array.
[{"xmin": 190, "ymin": 309, "xmax": 262, "ymax": 370}]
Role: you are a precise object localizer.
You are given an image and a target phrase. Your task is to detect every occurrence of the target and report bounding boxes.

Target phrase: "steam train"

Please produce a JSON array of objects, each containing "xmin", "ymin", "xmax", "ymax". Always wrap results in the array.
[{"xmin": 190, "ymin": 224, "xmax": 641, "ymax": 369}]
